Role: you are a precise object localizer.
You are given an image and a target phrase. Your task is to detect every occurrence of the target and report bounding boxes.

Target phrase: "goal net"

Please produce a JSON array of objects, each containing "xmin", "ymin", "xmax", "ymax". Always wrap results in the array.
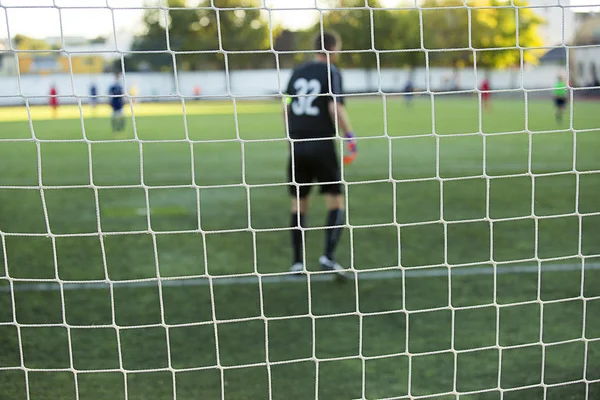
[{"xmin": 0, "ymin": 0, "xmax": 599, "ymax": 399}]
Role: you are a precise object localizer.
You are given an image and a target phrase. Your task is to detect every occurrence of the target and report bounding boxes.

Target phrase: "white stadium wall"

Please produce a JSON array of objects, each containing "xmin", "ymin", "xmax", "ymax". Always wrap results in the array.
[{"xmin": 0, "ymin": 64, "xmax": 580, "ymax": 106}]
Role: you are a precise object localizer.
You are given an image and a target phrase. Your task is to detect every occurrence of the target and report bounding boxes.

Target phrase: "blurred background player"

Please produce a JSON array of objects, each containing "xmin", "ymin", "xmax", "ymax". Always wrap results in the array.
[
  {"xmin": 284, "ymin": 31, "xmax": 357, "ymax": 278},
  {"xmin": 554, "ymin": 74, "xmax": 568, "ymax": 124},
  {"xmin": 89, "ymin": 82, "xmax": 98, "ymax": 114},
  {"xmin": 49, "ymin": 84, "xmax": 58, "ymax": 119},
  {"xmin": 193, "ymin": 84, "xmax": 202, "ymax": 100},
  {"xmin": 480, "ymin": 77, "xmax": 491, "ymax": 112},
  {"xmin": 108, "ymin": 72, "xmax": 125, "ymax": 133},
  {"xmin": 404, "ymin": 78, "xmax": 414, "ymax": 108}
]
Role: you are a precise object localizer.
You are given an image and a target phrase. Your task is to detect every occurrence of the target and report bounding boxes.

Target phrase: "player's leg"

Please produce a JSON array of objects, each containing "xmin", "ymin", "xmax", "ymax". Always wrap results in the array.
[
  {"xmin": 290, "ymin": 195, "xmax": 310, "ymax": 273},
  {"xmin": 118, "ymin": 109, "xmax": 126, "ymax": 131},
  {"xmin": 288, "ymin": 152, "xmax": 313, "ymax": 274},
  {"xmin": 111, "ymin": 109, "xmax": 125, "ymax": 132},
  {"xmin": 322, "ymin": 192, "xmax": 345, "ymax": 263},
  {"xmin": 555, "ymin": 97, "xmax": 565, "ymax": 124},
  {"xmin": 111, "ymin": 109, "xmax": 118, "ymax": 132},
  {"xmin": 317, "ymin": 147, "xmax": 347, "ymax": 277},
  {"xmin": 483, "ymin": 94, "xmax": 491, "ymax": 112}
]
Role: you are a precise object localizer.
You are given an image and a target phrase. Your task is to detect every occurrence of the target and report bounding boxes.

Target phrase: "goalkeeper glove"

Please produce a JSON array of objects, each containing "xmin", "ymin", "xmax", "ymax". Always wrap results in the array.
[{"xmin": 343, "ymin": 132, "xmax": 357, "ymax": 165}]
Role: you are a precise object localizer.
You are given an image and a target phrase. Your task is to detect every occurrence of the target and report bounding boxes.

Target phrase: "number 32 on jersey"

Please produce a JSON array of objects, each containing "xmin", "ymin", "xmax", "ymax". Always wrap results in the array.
[{"xmin": 291, "ymin": 78, "xmax": 321, "ymax": 116}]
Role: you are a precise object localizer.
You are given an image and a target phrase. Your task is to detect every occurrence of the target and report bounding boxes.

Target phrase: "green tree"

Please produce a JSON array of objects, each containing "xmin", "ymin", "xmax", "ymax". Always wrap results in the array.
[
  {"xmin": 421, "ymin": 0, "xmax": 544, "ymax": 68},
  {"xmin": 125, "ymin": 0, "xmax": 270, "ymax": 71},
  {"xmin": 90, "ymin": 36, "xmax": 107, "ymax": 45},
  {"xmin": 12, "ymin": 34, "xmax": 51, "ymax": 50},
  {"xmin": 470, "ymin": 0, "xmax": 545, "ymax": 68},
  {"xmin": 200, "ymin": 0, "xmax": 271, "ymax": 69},
  {"xmin": 297, "ymin": 0, "xmax": 543, "ymax": 71},
  {"xmin": 377, "ymin": 9, "xmax": 423, "ymax": 69},
  {"xmin": 125, "ymin": 1, "xmax": 174, "ymax": 71},
  {"xmin": 295, "ymin": 0, "xmax": 423, "ymax": 70}
]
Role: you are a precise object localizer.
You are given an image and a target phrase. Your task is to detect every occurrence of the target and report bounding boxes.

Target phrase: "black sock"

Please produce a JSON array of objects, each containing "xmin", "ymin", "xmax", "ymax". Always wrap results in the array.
[
  {"xmin": 291, "ymin": 213, "xmax": 306, "ymax": 264},
  {"xmin": 324, "ymin": 209, "xmax": 344, "ymax": 261}
]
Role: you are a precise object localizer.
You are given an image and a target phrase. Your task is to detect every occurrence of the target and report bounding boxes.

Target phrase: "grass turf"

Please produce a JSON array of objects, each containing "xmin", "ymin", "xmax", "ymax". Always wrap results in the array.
[{"xmin": 0, "ymin": 95, "xmax": 600, "ymax": 399}]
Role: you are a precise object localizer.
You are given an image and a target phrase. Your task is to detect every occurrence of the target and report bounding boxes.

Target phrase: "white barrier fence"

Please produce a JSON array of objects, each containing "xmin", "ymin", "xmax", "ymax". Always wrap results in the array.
[{"xmin": 0, "ymin": 65, "xmax": 573, "ymax": 106}]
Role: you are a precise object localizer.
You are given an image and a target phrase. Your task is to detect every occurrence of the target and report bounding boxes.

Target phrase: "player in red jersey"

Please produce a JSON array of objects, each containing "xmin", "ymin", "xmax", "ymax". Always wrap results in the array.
[
  {"xmin": 480, "ymin": 78, "xmax": 491, "ymax": 113},
  {"xmin": 49, "ymin": 85, "xmax": 59, "ymax": 118}
]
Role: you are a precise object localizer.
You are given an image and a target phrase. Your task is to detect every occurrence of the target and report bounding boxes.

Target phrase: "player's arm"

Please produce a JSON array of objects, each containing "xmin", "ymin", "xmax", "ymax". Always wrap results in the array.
[
  {"xmin": 328, "ymin": 67, "xmax": 354, "ymax": 135},
  {"xmin": 329, "ymin": 100, "xmax": 357, "ymax": 164},
  {"xmin": 282, "ymin": 95, "xmax": 291, "ymax": 122},
  {"xmin": 282, "ymin": 76, "xmax": 294, "ymax": 129},
  {"xmin": 328, "ymin": 68, "xmax": 357, "ymax": 164},
  {"xmin": 328, "ymin": 100, "xmax": 353, "ymax": 137}
]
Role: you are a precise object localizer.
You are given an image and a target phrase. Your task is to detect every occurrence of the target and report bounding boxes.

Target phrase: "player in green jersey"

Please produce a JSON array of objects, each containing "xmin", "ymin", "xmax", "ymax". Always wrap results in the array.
[{"xmin": 554, "ymin": 75, "xmax": 568, "ymax": 124}]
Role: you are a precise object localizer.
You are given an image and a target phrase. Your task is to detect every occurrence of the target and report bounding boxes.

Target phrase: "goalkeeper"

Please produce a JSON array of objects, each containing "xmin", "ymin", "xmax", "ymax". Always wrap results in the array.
[{"xmin": 283, "ymin": 31, "xmax": 357, "ymax": 277}]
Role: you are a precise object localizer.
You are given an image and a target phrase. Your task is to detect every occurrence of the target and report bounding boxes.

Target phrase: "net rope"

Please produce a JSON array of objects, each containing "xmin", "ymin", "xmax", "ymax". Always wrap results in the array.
[{"xmin": 0, "ymin": 1, "xmax": 599, "ymax": 399}]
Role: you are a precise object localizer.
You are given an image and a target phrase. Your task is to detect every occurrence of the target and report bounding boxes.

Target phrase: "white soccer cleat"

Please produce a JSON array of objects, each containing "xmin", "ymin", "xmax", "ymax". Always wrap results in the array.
[
  {"xmin": 289, "ymin": 262, "xmax": 304, "ymax": 275},
  {"xmin": 319, "ymin": 256, "xmax": 347, "ymax": 279}
]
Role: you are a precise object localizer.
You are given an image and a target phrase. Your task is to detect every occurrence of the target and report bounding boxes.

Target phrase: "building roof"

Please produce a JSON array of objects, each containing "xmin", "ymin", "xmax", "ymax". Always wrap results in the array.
[{"xmin": 539, "ymin": 47, "xmax": 566, "ymax": 63}]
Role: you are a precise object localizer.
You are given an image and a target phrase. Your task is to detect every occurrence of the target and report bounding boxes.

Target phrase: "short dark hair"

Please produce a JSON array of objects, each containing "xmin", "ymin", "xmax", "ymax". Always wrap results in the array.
[{"xmin": 314, "ymin": 31, "xmax": 340, "ymax": 51}]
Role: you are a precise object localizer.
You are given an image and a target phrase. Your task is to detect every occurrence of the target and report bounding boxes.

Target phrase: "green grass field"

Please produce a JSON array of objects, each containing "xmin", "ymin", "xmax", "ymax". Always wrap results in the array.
[{"xmin": 1, "ymin": 95, "xmax": 600, "ymax": 400}]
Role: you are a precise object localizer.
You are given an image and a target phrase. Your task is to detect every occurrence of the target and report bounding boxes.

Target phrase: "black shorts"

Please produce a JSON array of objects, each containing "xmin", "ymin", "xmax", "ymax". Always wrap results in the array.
[
  {"xmin": 287, "ymin": 139, "xmax": 342, "ymax": 198},
  {"xmin": 555, "ymin": 97, "xmax": 566, "ymax": 108}
]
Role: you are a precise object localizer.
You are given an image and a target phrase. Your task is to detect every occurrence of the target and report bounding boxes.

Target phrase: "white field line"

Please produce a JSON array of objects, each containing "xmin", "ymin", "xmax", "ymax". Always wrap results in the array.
[{"xmin": 1, "ymin": 262, "xmax": 599, "ymax": 293}]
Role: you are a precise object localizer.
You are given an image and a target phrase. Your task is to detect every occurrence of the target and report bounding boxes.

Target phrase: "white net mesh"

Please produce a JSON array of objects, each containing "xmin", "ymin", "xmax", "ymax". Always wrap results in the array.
[{"xmin": 0, "ymin": 0, "xmax": 600, "ymax": 399}]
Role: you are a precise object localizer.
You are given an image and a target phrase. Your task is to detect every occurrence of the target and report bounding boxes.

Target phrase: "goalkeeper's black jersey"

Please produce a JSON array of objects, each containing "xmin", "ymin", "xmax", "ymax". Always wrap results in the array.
[{"xmin": 285, "ymin": 61, "xmax": 344, "ymax": 140}]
